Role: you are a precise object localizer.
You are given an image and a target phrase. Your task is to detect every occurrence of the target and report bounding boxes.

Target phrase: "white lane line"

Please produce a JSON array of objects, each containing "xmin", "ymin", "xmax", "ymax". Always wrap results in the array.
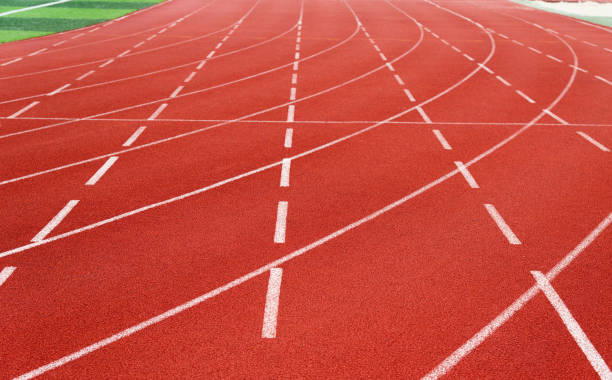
[
  {"xmin": 8, "ymin": 101, "xmax": 39, "ymax": 119},
  {"xmin": 274, "ymin": 201, "xmax": 288, "ymax": 243},
  {"xmin": 403, "ymin": 88, "xmax": 416, "ymax": 102},
  {"xmin": 531, "ymin": 271, "xmax": 612, "ymax": 379},
  {"xmin": 197, "ymin": 60, "xmax": 207, "ymax": 70},
  {"xmin": 47, "ymin": 83, "xmax": 71, "ymax": 96},
  {"xmin": 0, "ymin": 0, "xmax": 72, "ymax": 17},
  {"xmin": 484, "ymin": 204, "xmax": 521, "ymax": 245},
  {"xmin": 594, "ymin": 75, "xmax": 612, "ymax": 86},
  {"xmin": 417, "ymin": 107, "xmax": 431, "ymax": 123},
  {"xmin": 71, "ymin": 33, "xmax": 84, "ymax": 40},
  {"xmin": 207, "ymin": 51, "xmax": 216, "ymax": 59},
  {"xmin": 582, "ymin": 40, "xmax": 597, "ymax": 47},
  {"xmin": 280, "ymin": 158, "xmax": 291, "ymax": 187},
  {"xmin": 431, "ymin": 32, "xmax": 439, "ymax": 38},
  {"xmin": 158, "ymin": 28, "xmax": 167, "ymax": 34},
  {"xmin": 463, "ymin": 53, "xmax": 474, "ymax": 61},
  {"xmin": 393, "ymin": 74, "xmax": 405, "ymax": 85},
  {"xmin": 528, "ymin": 47, "xmax": 542, "ymax": 54},
  {"xmin": 478, "ymin": 63, "xmax": 493, "ymax": 74},
  {"xmin": 495, "ymin": 75, "xmax": 511, "ymax": 87},
  {"xmin": 1, "ymin": 57, "xmax": 23, "ymax": 66},
  {"xmin": 222, "ymin": 36, "xmax": 229, "ymax": 42},
  {"xmin": 543, "ymin": 109, "xmax": 568, "ymax": 125},
  {"xmin": 261, "ymin": 268, "xmax": 283, "ymax": 338},
  {"xmin": 432, "ymin": 129, "xmax": 452, "ymax": 150},
  {"xmin": 379, "ymin": 53, "xmax": 387, "ymax": 61},
  {"xmin": 564, "ymin": 34, "xmax": 577, "ymax": 40},
  {"xmin": 89, "ymin": 27, "xmax": 100, "ymax": 33},
  {"xmin": 546, "ymin": 54, "xmax": 562, "ymax": 63},
  {"xmin": 134, "ymin": 41, "xmax": 145, "ymax": 48},
  {"xmin": 289, "ymin": 87, "xmax": 297, "ymax": 101},
  {"xmin": 373, "ymin": 44, "xmax": 380, "ymax": 52},
  {"xmin": 569, "ymin": 64, "xmax": 587, "ymax": 73},
  {"xmin": 215, "ymin": 42, "xmax": 222, "ymax": 50},
  {"xmin": 604, "ymin": 48, "xmax": 612, "ymax": 53},
  {"xmin": 147, "ymin": 35, "xmax": 157, "ymax": 41},
  {"xmin": 291, "ymin": 73, "xmax": 298, "ymax": 84},
  {"xmin": 386, "ymin": 63, "xmax": 395, "ymax": 72},
  {"xmin": 454, "ymin": 161, "xmax": 479, "ymax": 188},
  {"xmin": 184, "ymin": 72, "xmax": 196, "ymax": 83},
  {"xmin": 76, "ymin": 70, "xmax": 95, "ymax": 81},
  {"xmin": 0, "ymin": 267, "xmax": 16, "ymax": 287},
  {"xmin": 293, "ymin": 61, "xmax": 299, "ymax": 71},
  {"xmin": 148, "ymin": 103, "xmax": 167, "ymax": 120},
  {"xmin": 451, "ymin": 46, "xmax": 461, "ymax": 53},
  {"xmin": 28, "ymin": 48, "xmax": 47, "ymax": 56},
  {"xmin": 295, "ymin": 44, "xmax": 300, "ymax": 51},
  {"xmin": 85, "ymin": 156, "xmax": 118, "ymax": 186},
  {"xmin": 294, "ymin": 52, "xmax": 300, "ymax": 60},
  {"xmin": 123, "ymin": 126, "xmax": 146, "ymax": 147},
  {"xmin": 498, "ymin": 33, "xmax": 508, "ymax": 39},
  {"xmin": 170, "ymin": 85, "xmax": 184, "ymax": 98},
  {"xmin": 512, "ymin": 39, "xmax": 524, "ymax": 46},
  {"xmin": 440, "ymin": 39, "xmax": 449, "ymax": 45},
  {"xmin": 286, "ymin": 105, "xmax": 295, "ymax": 123},
  {"xmin": 32, "ymin": 200, "xmax": 79, "ymax": 242},
  {"xmin": 284, "ymin": 128, "xmax": 293, "ymax": 148},
  {"xmin": 576, "ymin": 131, "xmax": 610, "ymax": 152},
  {"xmin": 99, "ymin": 59, "xmax": 114, "ymax": 68},
  {"xmin": 52, "ymin": 40, "xmax": 66, "ymax": 47},
  {"xmin": 516, "ymin": 90, "xmax": 535, "ymax": 104},
  {"xmin": 117, "ymin": 50, "xmax": 131, "ymax": 58}
]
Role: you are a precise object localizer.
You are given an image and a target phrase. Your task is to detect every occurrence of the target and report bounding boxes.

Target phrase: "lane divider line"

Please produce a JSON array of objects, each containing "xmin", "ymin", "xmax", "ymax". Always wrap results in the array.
[
  {"xmin": 47, "ymin": 83, "xmax": 71, "ymax": 96},
  {"xmin": 280, "ymin": 159, "xmax": 291, "ymax": 187},
  {"xmin": 484, "ymin": 204, "xmax": 521, "ymax": 245},
  {"xmin": 262, "ymin": 268, "xmax": 283, "ymax": 338},
  {"xmin": 117, "ymin": 50, "xmax": 131, "ymax": 58},
  {"xmin": 546, "ymin": 54, "xmax": 562, "ymax": 63},
  {"xmin": 123, "ymin": 126, "xmax": 146, "ymax": 147},
  {"xmin": 432, "ymin": 129, "xmax": 452, "ymax": 150},
  {"xmin": 85, "ymin": 156, "xmax": 118, "ymax": 186},
  {"xmin": 28, "ymin": 48, "xmax": 47, "ymax": 57},
  {"xmin": 170, "ymin": 85, "xmax": 184, "ymax": 98},
  {"xmin": 528, "ymin": 46, "xmax": 542, "ymax": 54},
  {"xmin": 52, "ymin": 40, "xmax": 66, "ymax": 47},
  {"xmin": 594, "ymin": 75, "xmax": 611, "ymax": 86},
  {"xmin": 0, "ymin": 266, "xmax": 16, "ymax": 287},
  {"xmin": 417, "ymin": 107, "xmax": 431, "ymax": 123},
  {"xmin": 284, "ymin": 128, "xmax": 293, "ymax": 148},
  {"xmin": 274, "ymin": 201, "xmax": 288, "ymax": 244},
  {"xmin": 76, "ymin": 70, "xmax": 95, "ymax": 81},
  {"xmin": 495, "ymin": 75, "xmax": 511, "ymax": 87},
  {"xmin": 184, "ymin": 71, "xmax": 196, "ymax": 83},
  {"xmin": 516, "ymin": 90, "xmax": 535, "ymax": 104},
  {"xmin": 148, "ymin": 103, "xmax": 167, "ymax": 120},
  {"xmin": 99, "ymin": 59, "xmax": 114, "ymax": 68},
  {"xmin": 455, "ymin": 161, "xmax": 479, "ymax": 188},
  {"xmin": 32, "ymin": 200, "xmax": 79, "ymax": 242},
  {"xmin": 542, "ymin": 109, "xmax": 567, "ymax": 125},
  {"xmin": 287, "ymin": 105, "xmax": 295, "ymax": 123},
  {"xmin": 576, "ymin": 131, "xmax": 610, "ymax": 152},
  {"xmin": 8, "ymin": 101, "xmax": 39, "ymax": 119}
]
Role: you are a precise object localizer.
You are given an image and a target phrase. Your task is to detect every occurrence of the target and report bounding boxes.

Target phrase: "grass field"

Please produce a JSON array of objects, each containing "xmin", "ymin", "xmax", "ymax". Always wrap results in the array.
[{"xmin": 0, "ymin": 0, "xmax": 165, "ymax": 43}]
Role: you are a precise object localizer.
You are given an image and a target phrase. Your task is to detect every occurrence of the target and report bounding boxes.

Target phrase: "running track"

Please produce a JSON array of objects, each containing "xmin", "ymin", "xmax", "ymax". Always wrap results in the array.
[{"xmin": 0, "ymin": 0, "xmax": 611, "ymax": 378}]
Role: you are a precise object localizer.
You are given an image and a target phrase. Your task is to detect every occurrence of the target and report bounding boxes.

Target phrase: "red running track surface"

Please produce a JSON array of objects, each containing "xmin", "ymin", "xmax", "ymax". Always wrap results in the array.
[{"xmin": 0, "ymin": 0, "xmax": 611, "ymax": 378}]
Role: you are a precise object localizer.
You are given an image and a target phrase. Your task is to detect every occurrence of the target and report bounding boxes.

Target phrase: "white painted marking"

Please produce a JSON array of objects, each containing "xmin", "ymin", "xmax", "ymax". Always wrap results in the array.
[
  {"xmin": 296, "ymin": 36, "xmax": 301, "ymax": 43},
  {"xmin": 99, "ymin": 59, "xmax": 114, "ymax": 68},
  {"xmin": 47, "ymin": 83, "xmax": 70, "ymax": 96},
  {"xmin": 516, "ymin": 90, "xmax": 535, "ymax": 104},
  {"xmin": 379, "ymin": 52, "xmax": 387, "ymax": 61},
  {"xmin": 403, "ymin": 88, "xmax": 416, "ymax": 102},
  {"xmin": 289, "ymin": 87, "xmax": 297, "ymax": 101},
  {"xmin": 451, "ymin": 46, "xmax": 461, "ymax": 53},
  {"xmin": 393, "ymin": 74, "xmax": 405, "ymax": 85},
  {"xmin": 280, "ymin": 158, "xmax": 291, "ymax": 187},
  {"xmin": 432, "ymin": 129, "xmax": 452, "ymax": 150},
  {"xmin": 222, "ymin": 36, "xmax": 229, "ymax": 42},
  {"xmin": 365, "ymin": 32, "xmax": 370, "ymax": 38},
  {"xmin": 215, "ymin": 42, "xmax": 222, "ymax": 50},
  {"xmin": 373, "ymin": 44, "xmax": 381, "ymax": 52},
  {"xmin": 440, "ymin": 39, "xmax": 449, "ymax": 45},
  {"xmin": 495, "ymin": 75, "xmax": 511, "ymax": 87},
  {"xmin": 595, "ymin": 75, "xmax": 612, "ymax": 86},
  {"xmin": 147, "ymin": 35, "xmax": 156, "ymax": 41},
  {"xmin": 531, "ymin": 271, "xmax": 612, "ymax": 379},
  {"xmin": 478, "ymin": 63, "xmax": 493, "ymax": 74},
  {"xmin": 76, "ymin": 70, "xmax": 95, "ymax": 81},
  {"xmin": 89, "ymin": 27, "xmax": 100, "ymax": 33},
  {"xmin": 417, "ymin": 107, "xmax": 431, "ymax": 123},
  {"xmin": 569, "ymin": 64, "xmax": 587, "ymax": 73},
  {"xmin": 8, "ymin": 101, "xmax": 39, "ymax": 119},
  {"xmin": 292, "ymin": 61, "xmax": 299, "ymax": 71},
  {"xmin": 52, "ymin": 40, "xmax": 66, "ymax": 47},
  {"xmin": 197, "ymin": 60, "xmax": 207, "ymax": 70},
  {"xmin": 1, "ymin": 57, "xmax": 22, "ymax": 66},
  {"xmin": 159, "ymin": 28, "xmax": 167, "ymax": 34},
  {"xmin": 0, "ymin": 267, "xmax": 16, "ymax": 287},
  {"xmin": 184, "ymin": 72, "xmax": 196, "ymax": 83},
  {"xmin": 85, "ymin": 156, "xmax": 118, "ymax": 185},
  {"xmin": 463, "ymin": 53, "xmax": 474, "ymax": 61},
  {"xmin": 576, "ymin": 131, "xmax": 610, "ymax": 152},
  {"xmin": 118, "ymin": 50, "xmax": 131, "ymax": 58},
  {"xmin": 605, "ymin": 48, "xmax": 612, "ymax": 53},
  {"xmin": 498, "ymin": 33, "xmax": 508, "ymax": 39},
  {"xmin": 204, "ymin": 50, "xmax": 214, "ymax": 59},
  {"xmin": 565, "ymin": 34, "xmax": 577, "ymax": 40},
  {"xmin": 528, "ymin": 47, "xmax": 542, "ymax": 54},
  {"xmin": 28, "ymin": 48, "xmax": 47, "ymax": 56},
  {"xmin": 454, "ymin": 161, "xmax": 479, "ymax": 188},
  {"xmin": 546, "ymin": 54, "xmax": 562, "ymax": 63},
  {"xmin": 385, "ymin": 63, "xmax": 395, "ymax": 72},
  {"xmin": 71, "ymin": 33, "xmax": 84, "ymax": 40},
  {"xmin": 148, "ymin": 103, "xmax": 167, "ymax": 120},
  {"xmin": 32, "ymin": 200, "xmax": 79, "ymax": 242},
  {"xmin": 0, "ymin": 0, "xmax": 71, "ymax": 17},
  {"xmin": 284, "ymin": 128, "xmax": 293, "ymax": 148},
  {"xmin": 543, "ymin": 109, "xmax": 567, "ymax": 125},
  {"xmin": 123, "ymin": 126, "xmax": 146, "ymax": 147},
  {"xmin": 295, "ymin": 44, "xmax": 300, "ymax": 51},
  {"xmin": 274, "ymin": 202, "xmax": 288, "ymax": 243},
  {"xmin": 134, "ymin": 41, "xmax": 145, "ymax": 48},
  {"xmin": 286, "ymin": 105, "xmax": 295, "ymax": 123},
  {"xmin": 291, "ymin": 73, "xmax": 298, "ymax": 84},
  {"xmin": 484, "ymin": 204, "xmax": 521, "ymax": 245},
  {"xmin": 170, "ymin": 86, "xmax": 184, "ymax": 98},
  {"xmin": 294, "ymin": 52, "xmax": 300, "ymax": 59},
  {"xmin": 431, "ymin": 32, "xmax": 439, "ymax": 38},
  {"xmin": 262, "ymin": 268, "xmax": 283, "ymax": 338},
  {"xmin": 533, "ymin": 23, "xmax": 543, "ymax": 29},
  {"xmin": 582, "ymin": 40, "xmax": 597, "ymax": 47}
]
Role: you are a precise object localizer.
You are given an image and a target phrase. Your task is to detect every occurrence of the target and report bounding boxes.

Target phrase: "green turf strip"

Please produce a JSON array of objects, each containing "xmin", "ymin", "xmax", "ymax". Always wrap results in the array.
[
  {"xmin": 510, "ymin": 0, "xmax": 612, "ymax": 28},
  {"xmin": 0, "ymin": 17, "xmax": 107, "ymax": 31}
]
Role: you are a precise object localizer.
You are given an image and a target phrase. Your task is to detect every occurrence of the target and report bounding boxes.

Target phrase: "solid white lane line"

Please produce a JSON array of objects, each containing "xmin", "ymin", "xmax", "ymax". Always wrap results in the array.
[
  {"xmin": 284, "ymin": 128, "xmax": 293, "ymax": 148},
  {"xmin": 118, "ymin": 50, "xmax": 131, "ymax": 57},
  {"xmin": 261, "ymin": 268, "xmax": 283, "ymax": 338},
  {"xmin": 454, "ymin": 161, "xmax": 479, "ymax": 188},
  {"xmin": 184, "ymin": 72, "xmax": 196, "ymax": 83},
  {"xmin": 478, "ymin": 63, "xmax": 493, "ymax": 74},
  {"xmin": 393, "ymin": 74, "xmax": 404, "ymax": 85},
  {"xmin": 170, "ymin": 86, "xmax": 184, "ymax": 98},
  {"xmin": 85, "ymin": 156, "xmax": 118, "ymax": 185},
  {"xmin": 576, "ymin": 131, "xmax": 610, "ymax": 152},
  {"xmin": 516, "ymin": 90, "xmax": 535, "ymax": 104},
  {"xmin": 484, "ymin": 204, "xmax": 521, "ymax": 245},
  {"xmin": 379, "ymin": 53, "xmax": 387, "ymax": 61},
  {"xmin": 546, "ymin": 54, "xmax": 562, "ymax": 63},
  {"xmin": 0, "ymin": 0, "xmax": 72, "ymax": 17},
  {"xmin": 123, "ymin": 126, "xmax": 146, "ymax": 147},
  {"xmin": 197, "ymin": 60, "xmax": 207, "ymax": 70},
  {"xmin": 403, "ymin": 88, "xmax": 416, "ymax": 102},
  {"xmin": 207, "ymin": 51, "xmax": 215, "ymax": 59},
  {"xmin": 76, "ymin": 70, "xmax": 95, "ymax": 81},
  {"xmin": 99, "ymin": 59, "xmax": 114, "ymax": 68},
  {"xmin": 289, "ymin": 87, "xmax": 297, "ymax": 101},
  {"xmin": 432, "ymin": 129, "xmax": 452, "ymax": 150},
  {"xmin": 0, "ymin": 266, "xmax": 16, "ymax": 287},
  {"xmin": 495, "ymin": 75, "xmax": 511, "ymax": 86},
  {"xmin": 134, "ymin": 41, "xmax": 145, "ymax": 48},
  {"xmin": 528, "ymin": 47, "xmax": 542, "ymax": 54},
  {"xmin": 280, "ymin": 158, "xmax": 291, "ymax": 187},
  {"xmin": 543, "ymin": 109, "xmax": 568, "ymax": 125},
  {"xmin": 52, "ymin": 40, "xmax": 66, "ymax": 46},
  {"xmin": 148, "ymin": 103, "xmax": 167, "ymax": 120},
  {"xmin": 274, "ymin": 201, "xmax": 288, "ymax": 243},
  {"xmin": 32, "ymin": 200, "xmax": 79, "ymax": 242},
  {"xmin": 417, "ymin": 107, "xmax": 431, "ymax": 123},
  {"xmin": 569, "ymin": 64, "xmax": 587, "ymax": 73},
  {"xmin": 291, "ymin": 73, "xmax": 298, "ymax": 84},
  {"xmin": 594, "ymin": 75, "xmax": 612, "ymax": 86},
  {"xmin": 8, "ymin": 101, "xmax": 39, "ymax": 119},
  {"xmin": 47, "ymin": 83, "xmax": 71, "ymax": 96},
  {"xmin": 28, "ymin": 48, "xmax": 47, "ymax": 56},
  {"xmin": 286, "ymin": 105, "xmax": 295, "ymax": 123},
  {"xmin": 386, "ymin": 63, "xmax": 395, "ymax": 72},
  {"xmin": 463, "ymin": 53, "xmax": 474, "ymax": 61},
  {"xmin": 531, "ymin": 271, "xmax": 612, "ymax": 379}
]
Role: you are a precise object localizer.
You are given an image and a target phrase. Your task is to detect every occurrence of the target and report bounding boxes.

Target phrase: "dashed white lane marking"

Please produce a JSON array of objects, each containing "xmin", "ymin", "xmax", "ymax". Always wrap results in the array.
[
  {"xmin": 147, "ymin": 35, "xmax": 157, "ymax": 41},
  {"xmin": 417, "ymin": 107, "xmax": 431, "ymax": 123},
  {"xmin": 605, "ymin": 48, "xmax": 612, "ymax": 53},
  {"xmin": 134, "ymin": 41, "xmax": 145, "ymax": 48},
  {"xmin": 47, "ymin": 83, "xmax": 71, "ymax": 96},
  {"xmin": 531, "ymin": 271, "xmax": 612, "ymax": 379},
  {"xmin": 379, "ymin": 52, "xmax": 387, "ymax": 61},
  {"xmin": 385, "ymin": 63, "xmax": 395, "ymax": 72},
  {"xmin": 196, "ymin": 60, "xmax": 207, "ymax": 70},
  {"xmin": 432, "ymin": 129, "xmax": 452, "ymax": 150},
  {"xmin": 170, "ymin": 85, "xmax": 184, "ymax": 98},
  {"xmin": 8, "ymin": 101, "xmax": 39, "ymax": 119},
  {"xmin": 569, "ymin": 64, "xmax": 587, "ymax": 73},
  {"xmin": 528, "ymin": 46, "xmax": 542, "ymax": 54},
  {"xmin": 280, "ymin": 158, "xmax": 291, "ymax": 187},
  {"xmin": 451, "ymin": 46, "xmax": 461, "ymax": 53},
  {"xmin": 32, "ymin": 200, "xmax": 79, "ymax": 242},
  {"xmin": 440, "ymin": 39, "xmax": 449, "ymax": 45},
  {"xmin": 431, "ymin": 32, "xmax": 439, "ymax": 38},
  {"xmin": 89, "ymin": 27, "xmax": 101, "ymax": 33},
  {"xmin": 261, "ymin": 268, "xmax": 283, "ymax": 339},
  {"xmin": 71, "ymin": 33, "xmax": 85, "ymax": 40},
  {"xmin": 118, "ymin": 50, "xmax": 131, "ymax": 58},
  {"xmin": 293, "ymin": 61, "xmax": 298, "ymax": 71},
  {"xmin": 0, "ymin": 266, "xmax": 16, "ymax": 287},
  {"xmin": 546, "ymin": 54, "xmax": 562, "ymax": 63},
  {"xmin": 295, "ymin": 44, "xmax": 300, "ymax": 51},
  {"xmin": 76, "ymin": 70, "xmax": 95, "ymax": 81},
  {"xmin": 274, "ymin": 201, "xmax": 288, "ymax": 243},
  {"xmin": 403, "ymin": 88, "xmax": 416, "ymax": 102},
  {"xmin": 294, "ymin": 52, "xmax": 300, "ymax": 60},
  {"xmin": 543, "ymin": 109, "xmax": 568, "ymax": 125},
  {"xmin": 576, "ymin": 131, "xmax": 610, "ymax": 152},
  {"xmin": 85, "ymin": 156, "xmax": 118, "ymax": 185},
  {"xmin": 582, "ymin": 40, "xmax": 597, "ymax": 47},
  {"xmin": 286, "ymin": 105, "xmax": 295, "ymax": 123},
  {"xmin": 484, "ymin": 204, "xmax": 521, "ymax": 245},
  {"xmin": 184, "ymin": 72, "xmax": 196, "ymax": 83},
  {"xmin": 123, "ymin": 126, "xmax": 146, "ymax": 147},
  {"xmin": 289, "ymin": 87, "xmax": 297, "ymax": 101},
  {"xmin": 393, "ymin": 74, "xmax": 404, "ymax": 85},
  {"xmin": 564, "ymin": 34, "xmax": 576, "ymax": 40},
  {"xmin": 52, "ymin": 40, "xmax": 66, "ymax": 47},
  {"xmin": 291, "ymin": 73, "xmax": 298, "ymax": 84},
  {"xmin": 148, "ymin": 103, "xmax": 167, "ymax": 120},
  {"xmin": 498, "ymin": 33, "xmax": 508, "ymax": 39},
  {"xmin": 512, "ymin": 39, "xmax": 524, "ymax": 46},
  {"xmin": 516, "ymin": 90, "xmax": 535, "ymax": 104},
  {"xmin": 222, "ymin": 35, "xmax": 229, "ymax": 42},
  {"xmin": 28, "ymin": 48, "xmax": 47, "ymax": 56},
  {"xmin": 478, "ymin": 63, "xmax": 493, "ymax": 74},
  {"xmin": 594, "ymin": 75, "xmax": 612, "ymax": 86},
  {"xmin": 454, "ymin": 161, "xmax": 479, "ymax": 188},
  {"xmin": 207, "ymin": 51, "xmax": 215, "ymax": 59},
  {"xmin": 1, "ymin": 57, "xmax": 23, "ymax": 66},
  {"xmin": 372, "ymin": 43, "xmax": 380, "ymax": 51},
  {"xmin": 463, "ymin": 53, "xmax": 474, "ymax": 61},
  {"xmin": 495, "ymin": 75, "xmax": 511, "ymax": 87},
  {"xmin": 99, "ymin": 59, "xmax": 114, "ymax": 68},
  {"xmin": 215, "ymin": 42, "xmax": 222, "ymax": 50},
  {"xmin": 159, "ymin": 28, "xmax": 167, "ymax": 34},
  {"xmin": 284, "ymin": 128, "xmax": 293, "ymax": 148}
]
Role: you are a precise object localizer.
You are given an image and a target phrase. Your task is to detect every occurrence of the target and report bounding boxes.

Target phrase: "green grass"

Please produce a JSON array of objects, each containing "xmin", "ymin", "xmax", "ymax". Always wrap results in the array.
[
  {"xmin": 0, "ymin": 0, "xmax": 165, "ymax": 43},
  {"xmin": 510, "ymin": 0, "xmax": 612, "ymax": 28}
]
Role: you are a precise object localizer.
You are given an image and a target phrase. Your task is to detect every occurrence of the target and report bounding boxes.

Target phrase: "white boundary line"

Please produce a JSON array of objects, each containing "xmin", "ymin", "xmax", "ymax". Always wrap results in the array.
[
  {"xmin": 261, "ymin": 268, "xmax": 283, "ymax": 338},
  {"xmin": 0, "ymin": 0, "xmax": 71, "ymax": 17},
  {"xmin": 576, "ymin": 132, "xmax": 610, "ymax": 152}
]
